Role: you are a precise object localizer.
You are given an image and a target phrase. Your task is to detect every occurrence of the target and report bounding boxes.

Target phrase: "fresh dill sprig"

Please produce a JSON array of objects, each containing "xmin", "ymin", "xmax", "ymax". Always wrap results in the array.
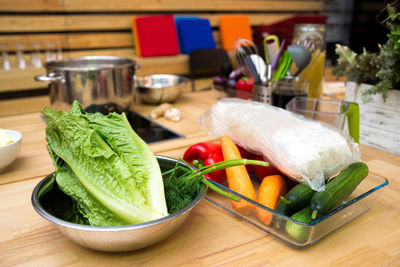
[{"xmin": 162, "ymin": 158, "xmax": 269, "ymax": 214}]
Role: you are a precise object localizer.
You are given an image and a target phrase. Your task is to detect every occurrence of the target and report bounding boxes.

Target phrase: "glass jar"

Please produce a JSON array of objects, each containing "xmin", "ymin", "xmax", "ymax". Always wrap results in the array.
[{"xmin": 292, "ymin": 24, "xmax": 326, "ymax": 98}]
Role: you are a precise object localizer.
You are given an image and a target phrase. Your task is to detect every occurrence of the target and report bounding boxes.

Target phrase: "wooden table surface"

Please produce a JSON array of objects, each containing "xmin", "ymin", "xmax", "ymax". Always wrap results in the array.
[{"xmin": 1, "ymin": 90, "xmax": 400, "ymax": 266}]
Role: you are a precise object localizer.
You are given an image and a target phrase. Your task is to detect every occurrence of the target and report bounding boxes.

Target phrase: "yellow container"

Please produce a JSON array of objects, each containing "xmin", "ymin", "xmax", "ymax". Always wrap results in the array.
[
  {"xmin": 300, "ymin": 50, "xmax": 326, "ymax": 98},
  {"xmin": 292, "ymin": 24, "xmax": 326, "ymax": 98}
]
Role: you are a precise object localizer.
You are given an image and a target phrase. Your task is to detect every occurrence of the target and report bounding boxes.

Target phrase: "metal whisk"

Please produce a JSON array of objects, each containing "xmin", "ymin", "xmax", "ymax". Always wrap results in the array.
[{"xmin": 232, "ymin": 38, "xmax": 259, "ymax": 67}]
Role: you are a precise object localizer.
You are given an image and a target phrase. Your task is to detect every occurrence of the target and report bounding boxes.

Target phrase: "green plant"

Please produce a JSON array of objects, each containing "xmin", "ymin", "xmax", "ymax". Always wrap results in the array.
[
  {"xmin": 365, "ymin": 2, "xmax": 400, "ymax": 100},
  {"xmin": 332, "ymin": 45, "xmax": 381, "ymax": 86},
  {"xmin": 333, "ymin": 2, "xmax": 400, "ymax": 101}
]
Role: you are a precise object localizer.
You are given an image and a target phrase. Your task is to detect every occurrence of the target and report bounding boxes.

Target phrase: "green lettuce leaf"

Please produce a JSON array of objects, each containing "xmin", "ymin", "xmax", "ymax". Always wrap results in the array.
[
  {"xmin": 42, "ymin": 102, "xmax": 168, "ymax": 225},
  {"xmin": 69, "ymin": 103, "xmax": 168, "ymax": 221},
  {"xmin": 47, "ymin": 145, "xmax": 127, "ymax": 226},
  {"xmin": 38, "ymin": 173, "xmax": 88, "ymax": 225}
]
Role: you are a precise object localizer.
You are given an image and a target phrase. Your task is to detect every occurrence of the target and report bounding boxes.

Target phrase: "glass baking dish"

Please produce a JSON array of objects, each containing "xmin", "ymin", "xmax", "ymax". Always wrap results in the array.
[{"xmin": 205, "ymin": 172, "xmax": 388, "ymax": 248}]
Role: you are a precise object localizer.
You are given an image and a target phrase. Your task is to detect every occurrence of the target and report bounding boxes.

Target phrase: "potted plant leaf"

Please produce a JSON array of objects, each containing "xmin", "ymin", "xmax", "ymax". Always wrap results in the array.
[{"xmin": 333, "ymin": 1, "xmax": 400, "ymax": 155}]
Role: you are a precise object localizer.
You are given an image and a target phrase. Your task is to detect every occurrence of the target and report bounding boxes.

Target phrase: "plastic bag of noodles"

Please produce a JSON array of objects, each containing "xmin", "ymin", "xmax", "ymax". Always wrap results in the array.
[{"xmin": 199, "ymin": 98, "xmax": 360, "ymax": 191}]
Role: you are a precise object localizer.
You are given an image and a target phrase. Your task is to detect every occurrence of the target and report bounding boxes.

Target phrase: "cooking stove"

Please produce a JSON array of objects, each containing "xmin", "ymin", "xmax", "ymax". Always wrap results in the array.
[{"xmin": 85, "ymin": 103, "xmax": 184, "ymax": 144}]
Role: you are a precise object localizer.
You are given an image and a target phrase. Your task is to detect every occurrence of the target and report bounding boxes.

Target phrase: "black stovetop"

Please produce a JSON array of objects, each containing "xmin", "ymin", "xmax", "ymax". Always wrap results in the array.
[{"xmin": 85, "ymin": 103, "xmax": 184, "ymax": 144}]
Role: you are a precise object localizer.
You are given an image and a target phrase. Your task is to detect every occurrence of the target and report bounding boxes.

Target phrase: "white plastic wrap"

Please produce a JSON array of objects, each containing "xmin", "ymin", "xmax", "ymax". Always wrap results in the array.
[{"xmin": 199, "ymin": 98, "xmax": 360, "ymax": 191}]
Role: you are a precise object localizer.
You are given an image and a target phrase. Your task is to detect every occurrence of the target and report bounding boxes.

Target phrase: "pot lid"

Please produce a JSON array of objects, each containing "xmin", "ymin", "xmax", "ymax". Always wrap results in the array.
[{"xmin": 45, "ymin": 56, "xmax": 138, "ymax": 71}]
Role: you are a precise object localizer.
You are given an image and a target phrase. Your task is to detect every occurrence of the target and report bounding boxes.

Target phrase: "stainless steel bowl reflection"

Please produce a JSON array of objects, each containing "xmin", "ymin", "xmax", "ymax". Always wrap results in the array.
[
  {"xmin": 31, "ymin": 155, "xmax": 206, "ymax": 252},
  {"xmin": 136, "ymin": 74, "xmax": 189, "ymax": 104}
]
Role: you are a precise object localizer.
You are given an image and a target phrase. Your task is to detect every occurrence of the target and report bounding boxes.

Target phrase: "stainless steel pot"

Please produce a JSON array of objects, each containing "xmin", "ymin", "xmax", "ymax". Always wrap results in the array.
[{"xmin": 35, "ymin": 56, "xmax": 139, "ymax": 111}]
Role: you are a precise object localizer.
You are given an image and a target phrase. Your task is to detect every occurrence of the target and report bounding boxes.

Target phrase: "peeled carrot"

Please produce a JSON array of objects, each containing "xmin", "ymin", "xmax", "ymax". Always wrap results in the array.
[
  {"xmin": 220, "ymin": 136, "xmax": 257, "ymax": 215},
  {"xmin": 257, "ymin": 174, "xmax": 287, "ymax": 225}
]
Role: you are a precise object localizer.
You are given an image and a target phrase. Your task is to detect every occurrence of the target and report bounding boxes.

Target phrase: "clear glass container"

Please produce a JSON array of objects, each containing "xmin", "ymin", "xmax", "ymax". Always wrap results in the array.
[
  {"xmin": 292, "ymin": 24, "xmax": 326, "ymax": 99},
  {"xmin": 205, "ymin": 172, "xmax": 388, "ymax": 248},
  {"xmin": 285, "ymin": 96, "xmax": 360, "ymax": 142}
]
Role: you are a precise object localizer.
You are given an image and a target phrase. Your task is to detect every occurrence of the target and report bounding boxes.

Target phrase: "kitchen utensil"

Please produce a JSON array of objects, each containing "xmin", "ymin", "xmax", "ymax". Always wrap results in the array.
[
  {"xmin": 266, "ymin": 63, "xmax": 272, "ymax": 81},
  {"xmin": 249, "ymin": 54, "xmax": 267, "ymax": 83},
  {"xmin": 271, "ymin": 38, "xmax": 286, "ymax": 71},
  {"xmin": 232, "ymin": 38, "xmax": 258, "ymax": 67},
  {"xmin": 0, "ymin": 129, "xmax": 22, "ymax": 171},
  {"xmin": 273, "ymin": 50, "xmax": 292, "ymax": 81},
  {"xmin": 31, "ymin": 155, "xmax": 207, "ymax": 252},
  {"xmin": 263, "ymin": 35, "xmax": 280, "ymax": 64},
  {"xmin": 286, "ymin": 97, "xmax": 360, "ymax": 143},
  {"xmin": 244, "ymin": 55, "xmax": 262, "ymax": 84},
  {"xmin": 287, "ymin": 44, "xmax": 311, "ymax": 76},
  {"xmin": 136, "ymin": 74, "xmax": 189, "ymax": 104},
  {"xmin": 34, "ymin": 56, "xmax": 139, "ymax": 112}
]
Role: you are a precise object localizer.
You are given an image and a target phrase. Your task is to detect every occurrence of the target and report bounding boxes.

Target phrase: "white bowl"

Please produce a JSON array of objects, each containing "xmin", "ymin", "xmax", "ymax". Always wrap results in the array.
[{"xmin": 0, "ymin": 129, "xmax": 22, "ymax": 171}]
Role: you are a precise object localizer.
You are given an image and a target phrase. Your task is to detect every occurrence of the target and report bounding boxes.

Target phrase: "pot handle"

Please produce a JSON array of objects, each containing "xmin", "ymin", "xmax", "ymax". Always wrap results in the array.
[{"xmin": 34, "ymin": 73, "xmax": 65, "ymax": 83}]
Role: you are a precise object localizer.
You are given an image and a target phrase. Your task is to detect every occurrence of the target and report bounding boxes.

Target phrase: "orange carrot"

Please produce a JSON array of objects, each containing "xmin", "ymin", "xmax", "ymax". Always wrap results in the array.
[
  {"xmin": 220, "ymin": 136, "xmax": 256, "ymax": 215},
  {"xmin": 257, "ymin": 174, "xmax": 287, "ymax": 225}
]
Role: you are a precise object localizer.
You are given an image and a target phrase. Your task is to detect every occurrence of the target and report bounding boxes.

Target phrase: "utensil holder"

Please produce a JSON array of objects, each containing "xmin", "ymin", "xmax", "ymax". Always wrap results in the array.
[{"xmin": 252, "ymin": 84, "xmax": 272, "ymax": 104}]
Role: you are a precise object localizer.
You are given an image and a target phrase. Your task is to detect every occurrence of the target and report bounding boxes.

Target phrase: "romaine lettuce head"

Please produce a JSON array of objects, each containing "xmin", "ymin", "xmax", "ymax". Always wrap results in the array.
[
  {"xmin": 47, "ymin": 145, "xmax": 128, "ymax": 226},
  {"xmin": 42, "ymin": 102, "xmax": 168, "ymax": 226}
]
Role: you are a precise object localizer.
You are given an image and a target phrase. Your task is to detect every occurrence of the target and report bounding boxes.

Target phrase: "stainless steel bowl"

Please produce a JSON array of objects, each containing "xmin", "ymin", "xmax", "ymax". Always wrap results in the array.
[
  {"xmin": 31, "ymin": 155, "xmax": 206, "ymax": 252},
  {"xmin": 136, "ymin": 74, "xmax": 189, "ymax": 104}
]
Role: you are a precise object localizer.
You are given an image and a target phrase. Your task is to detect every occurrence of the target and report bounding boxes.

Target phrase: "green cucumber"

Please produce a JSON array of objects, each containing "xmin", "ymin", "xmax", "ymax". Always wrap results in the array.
[
  {"xmin": 285, "ymin": 206, "xmax": 313, "ymax": 242},
  {"xmin": 277, "ymin": 183, "xmax": 316, "ymax": 215},
  {"xmin": 310, "ymin": 162, "xmax": 369, "ymax": 220},
  {"xmin": 274, "ymin": 183, "xmax": 316, "ymax": 230}
]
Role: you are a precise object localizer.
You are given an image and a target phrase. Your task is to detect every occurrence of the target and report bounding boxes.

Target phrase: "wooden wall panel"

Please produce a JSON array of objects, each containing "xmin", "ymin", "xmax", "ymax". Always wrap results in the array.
[
  {"xmin": 0, "ymin": 16, "xmax": 69, "ymax": 32},
  {"xmin": 1, "ymin": 0, "xmax": 322, "ymax": 12},
  {"xmin": 0, "ymin": 0, "xmax": 324, "ymax": 94},
  {"xmin": 0, "ymin": 13, "xmax": 297, "ymax": 33},
  {"xmin": 63, "ymin": 0, "xmax": 323, "ymax": 12},
  {"xmin": 0, "ymin": 68, "xmax": 47, "ymax": 93},
  {"xmin": 65, "ymin": 33, "xmax": 133, "ymax": 50},
  {"xmin": 0, "ymin": 34, "xmax": 67, "ymax": 51},
  {"xmin": 0, "ymin": 0, "xmax": 63, "ymax": 12}
]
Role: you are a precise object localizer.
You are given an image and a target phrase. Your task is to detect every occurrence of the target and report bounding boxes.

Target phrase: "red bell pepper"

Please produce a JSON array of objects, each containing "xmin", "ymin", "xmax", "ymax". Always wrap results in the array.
[
  {"xmin": 251, "ymin": 155, "xmax": 281, "ymax": 180},
  {"xmin": 236, "ymin": 77, "xmax": 254, "ymax": 92},
  {"xmin": 237, "ymin": 145, "xmax": 281, "ymax": 180},
  {"xmin": 183, "ymin": 142, "xmax": 226, "ymax": 184},
  {"xmin": 236, "ymin": 144, "xmax": 254, "ymax": 173},
  {"xmin": 236, "ymin": 77, "xmax": 254, "ymax": 99}
]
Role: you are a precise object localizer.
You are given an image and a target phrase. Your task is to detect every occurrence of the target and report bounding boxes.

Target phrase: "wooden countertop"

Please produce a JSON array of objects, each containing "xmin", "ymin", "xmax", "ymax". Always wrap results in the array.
[{"xmin": 1, "ymin": 90, "xmax": 399, "ymax": 266}]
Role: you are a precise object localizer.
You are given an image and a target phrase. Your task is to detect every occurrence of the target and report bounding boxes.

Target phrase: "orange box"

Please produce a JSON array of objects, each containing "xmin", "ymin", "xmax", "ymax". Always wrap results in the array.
[
  {"xmin": 131, "ymin": 17, "xmax": 141, "ymax": 56},
  {"xmin": 219, "ymin": 15, "xmax": 253, "ymax": 51}
]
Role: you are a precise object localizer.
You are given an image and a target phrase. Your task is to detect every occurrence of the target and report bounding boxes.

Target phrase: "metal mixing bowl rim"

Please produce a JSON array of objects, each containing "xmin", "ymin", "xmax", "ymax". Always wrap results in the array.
[
  {"xmin": 31, "ymin": 155, "xmax": 206, "ymax": 232},
  {"xmin": 135, "ymin": 74, "xmax": 190, "ymax": 85},
  {"xmin": 136, "ymin": 74, "xmax": 188, "ymax": 78}
]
